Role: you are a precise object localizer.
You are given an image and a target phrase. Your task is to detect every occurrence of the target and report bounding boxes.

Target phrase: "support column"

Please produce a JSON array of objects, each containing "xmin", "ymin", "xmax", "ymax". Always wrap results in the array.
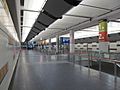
[
  {"xmin": 70, "ymin": 30, "xmax": 75, "ymax": 53},
  {"xmin": 99, "ymin": 19, "xmax": 109, "ymax": 52},
  {"xmin": 44, "ymin": 40, "xmax": 47, "ymax": 49},
  {"xmin": 56, "ymin": 35, "xmax": 59, "ymax": 53},
  {"xmin": 42, "ymin": 40, "xmax": 44, "ymax": 49},
  {"xmin": 49, "ymin": 38, "xmax": 51, "ymax": 51}
]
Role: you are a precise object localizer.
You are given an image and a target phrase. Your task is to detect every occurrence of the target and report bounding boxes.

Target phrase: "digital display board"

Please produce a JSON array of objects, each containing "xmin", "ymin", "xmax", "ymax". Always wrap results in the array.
[{"xmin": 60, "ymin": 37, "xmax": 70, "ymax": 45}]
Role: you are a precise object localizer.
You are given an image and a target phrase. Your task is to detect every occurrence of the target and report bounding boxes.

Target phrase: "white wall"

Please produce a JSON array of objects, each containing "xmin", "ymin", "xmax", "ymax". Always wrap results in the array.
[{"xmin": 0, "ymin": 26, "xmax": 20, "ymax": 90}]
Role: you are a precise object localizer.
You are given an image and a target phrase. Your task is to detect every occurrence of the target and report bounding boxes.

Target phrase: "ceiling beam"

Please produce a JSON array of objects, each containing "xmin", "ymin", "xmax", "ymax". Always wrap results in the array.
[
  {"xmin": 110, "ymin": 20, "xmax": 120, "ymax": 23},
  {"xmin": 47, "ymin": 28, "xmax": 65, "ymax": 30},
  {"xmin": 21, "ymin": 26, "xmax": 31, "ymax": 28},
  {"xmin": 64, "ymin": 14, "xmax": 92, "ymax": 19},
  {"xmin": 21, "ymin": 8, "xmax": 40, "ymax": 12}
]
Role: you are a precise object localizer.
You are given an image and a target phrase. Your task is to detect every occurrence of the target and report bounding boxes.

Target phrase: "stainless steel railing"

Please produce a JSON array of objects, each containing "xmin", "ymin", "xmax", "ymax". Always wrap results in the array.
[{"xmin": 39, "ymin": 48, "xmax": 120, "ymax": 79}]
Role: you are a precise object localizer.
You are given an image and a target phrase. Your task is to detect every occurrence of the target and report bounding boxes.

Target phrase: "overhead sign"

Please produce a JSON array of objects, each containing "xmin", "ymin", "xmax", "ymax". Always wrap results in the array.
[
  {"xmin": 99, "ymin": 20, "xmax": 108, "ymax": 42},
  {"xmin": 60, "ymin": 37, "xmax": 70, "ymax": 45}
]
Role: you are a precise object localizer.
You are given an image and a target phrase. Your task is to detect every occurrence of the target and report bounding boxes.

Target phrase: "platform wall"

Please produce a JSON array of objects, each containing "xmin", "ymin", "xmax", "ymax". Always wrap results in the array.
[{"xmin": 0, "ymin": 23, "xmax": 20, "ymax": 90}]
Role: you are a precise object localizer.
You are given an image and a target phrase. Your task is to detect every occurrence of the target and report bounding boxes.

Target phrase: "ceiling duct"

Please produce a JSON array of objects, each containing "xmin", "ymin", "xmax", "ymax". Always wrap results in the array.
[
  {"xmin": 34, "ymin": 26, "xmax": 43, "ymax": 31},
  {"xmin": 64, "ymin": 0, "xmax": 82, "ymax": 6},
  {"xmin": 37, "ymin": 21, "xmax": 49, "ymax": 27},
  {"xmin": 31, "ymin": 30, "xmax": 39, "ymax": 34},
  {"xmin": 26, "ymin": 0, "xmax": 80, "ymax": 42},
  {"xmin": 42, "ymin": 10, "xmax": 62, "ymax": 20}
]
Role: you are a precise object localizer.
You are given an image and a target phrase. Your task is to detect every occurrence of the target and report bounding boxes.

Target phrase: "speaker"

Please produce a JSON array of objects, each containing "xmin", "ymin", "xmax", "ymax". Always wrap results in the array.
[{"xmin": 64, "ymin": 0, "xmax": 82, "ymax": 6}]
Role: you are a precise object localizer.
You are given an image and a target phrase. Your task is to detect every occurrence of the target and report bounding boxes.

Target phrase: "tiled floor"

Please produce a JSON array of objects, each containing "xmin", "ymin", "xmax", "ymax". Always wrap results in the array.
[{"xmin": 9, "ymin": 50, "xmax": 120, "ymax": 90}]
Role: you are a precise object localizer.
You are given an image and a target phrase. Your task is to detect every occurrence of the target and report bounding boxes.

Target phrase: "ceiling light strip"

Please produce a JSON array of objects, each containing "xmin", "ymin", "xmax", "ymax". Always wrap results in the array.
[
  {"xmin": 47, "ymin": 28, "xmax": 65, "ymax": 30},
  {"xmin": 64, "ymin": 14, "xmax": 92, "ymax": 19},
  {"xmin": 22, "ymin": 9, "xmax": 40, "ymax": 12},
  {"xmin": 110, "ymin": 20, "xmax": 120, "ymax": 23}
]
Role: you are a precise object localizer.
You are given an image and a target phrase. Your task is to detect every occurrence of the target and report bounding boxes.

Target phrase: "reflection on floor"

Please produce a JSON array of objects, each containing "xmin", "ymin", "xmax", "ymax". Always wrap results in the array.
[{"xmin": 9, "ymin": 50, "xmax": 120, "ymax": 90}]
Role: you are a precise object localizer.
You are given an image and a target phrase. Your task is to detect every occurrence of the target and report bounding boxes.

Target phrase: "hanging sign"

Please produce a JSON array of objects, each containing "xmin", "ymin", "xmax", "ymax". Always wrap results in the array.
[{"xmin": 99, "ymin": 20, "xmax": 108, "ymax": 42}]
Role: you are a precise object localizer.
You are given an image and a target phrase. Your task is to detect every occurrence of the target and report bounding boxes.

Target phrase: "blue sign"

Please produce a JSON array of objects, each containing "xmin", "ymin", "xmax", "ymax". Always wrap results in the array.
[{"xmin": 60, "ymin": 37, "xmax": 70, "ymax": 45}]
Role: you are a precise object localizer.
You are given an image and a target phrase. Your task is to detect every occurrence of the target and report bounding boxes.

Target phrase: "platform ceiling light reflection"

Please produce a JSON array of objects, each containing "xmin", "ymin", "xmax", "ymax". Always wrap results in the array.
[{"xmin": 22, "ymin": 0, "xmax": 47, "ymax": 42}]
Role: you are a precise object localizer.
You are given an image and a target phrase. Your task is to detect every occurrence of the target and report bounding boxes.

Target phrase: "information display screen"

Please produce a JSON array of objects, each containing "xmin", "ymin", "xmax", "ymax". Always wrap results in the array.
[{"xmin": 60, "ymin": 37, "xmax": 70, "ymax": 45}]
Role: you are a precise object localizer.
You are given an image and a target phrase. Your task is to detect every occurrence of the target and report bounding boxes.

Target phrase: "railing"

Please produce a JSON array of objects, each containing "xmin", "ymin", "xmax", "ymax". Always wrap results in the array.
[
  {"xmin": 38, "ymin": 48, "xmax": 120, "ymax": 79},
  {"xmin": 68, "ymin": 50, "xmax": 120, "ymax": 80}
]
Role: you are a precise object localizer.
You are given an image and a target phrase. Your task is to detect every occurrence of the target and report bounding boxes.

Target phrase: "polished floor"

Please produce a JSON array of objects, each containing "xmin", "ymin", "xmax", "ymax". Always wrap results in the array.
[{"xmin": 9, "ymin": 50, "xmax": 120, "ymax": 90}]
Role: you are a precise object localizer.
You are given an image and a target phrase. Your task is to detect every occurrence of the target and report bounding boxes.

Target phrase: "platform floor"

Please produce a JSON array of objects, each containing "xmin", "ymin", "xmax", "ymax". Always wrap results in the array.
[{"xmin": 9, "ymin": 50, "xmax": 120, "ymax": 90}]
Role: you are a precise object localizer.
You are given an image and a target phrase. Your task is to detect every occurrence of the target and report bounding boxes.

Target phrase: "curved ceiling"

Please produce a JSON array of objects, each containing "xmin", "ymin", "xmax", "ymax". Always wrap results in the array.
[{"xmin": 26, "ymin": 0, "xmax": 120, "ymax": 42}]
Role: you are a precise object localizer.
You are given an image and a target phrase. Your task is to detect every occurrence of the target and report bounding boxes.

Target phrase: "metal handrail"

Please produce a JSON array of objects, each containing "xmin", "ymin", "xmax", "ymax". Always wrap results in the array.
[{"xmin": 38, "ymin": 49, "xmax": 120, "ymax": 80}]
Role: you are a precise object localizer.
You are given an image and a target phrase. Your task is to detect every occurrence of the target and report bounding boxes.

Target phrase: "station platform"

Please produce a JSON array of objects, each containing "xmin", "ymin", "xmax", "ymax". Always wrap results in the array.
[{"xmin": 9, "ymin": 50, "xmax": 120, "ymax": 90}]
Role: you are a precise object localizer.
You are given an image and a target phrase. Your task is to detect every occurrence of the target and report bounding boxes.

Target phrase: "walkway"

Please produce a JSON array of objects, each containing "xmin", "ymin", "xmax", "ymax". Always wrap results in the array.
[{"xmin": 9, "ymin": 50, "xmax": 120, "ymax": 90}]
